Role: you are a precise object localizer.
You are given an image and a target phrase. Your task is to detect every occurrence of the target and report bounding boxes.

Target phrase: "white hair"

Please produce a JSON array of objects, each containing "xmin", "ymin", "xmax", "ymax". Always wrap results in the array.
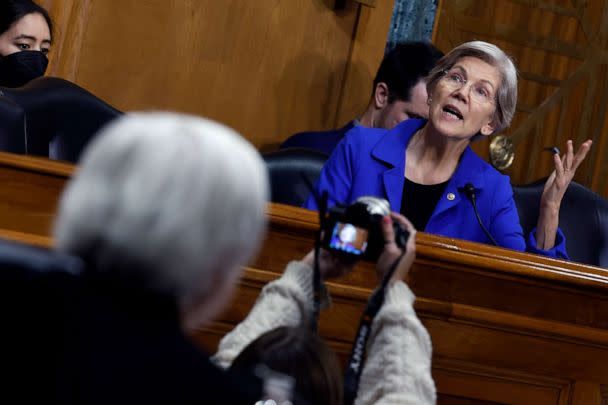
[
  {"xmin": 427, "ymin": 40, "xmax": 518, "ymax": 133},
  {"xmin": 54, "ymin": 112, "xmax": 268, "ymax": 310}
]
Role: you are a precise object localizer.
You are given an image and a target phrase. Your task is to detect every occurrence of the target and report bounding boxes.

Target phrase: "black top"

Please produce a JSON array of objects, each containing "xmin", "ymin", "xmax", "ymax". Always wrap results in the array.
[{"xmin": 400, "ymin": 177, "xmax": 449, "ymax": 231}]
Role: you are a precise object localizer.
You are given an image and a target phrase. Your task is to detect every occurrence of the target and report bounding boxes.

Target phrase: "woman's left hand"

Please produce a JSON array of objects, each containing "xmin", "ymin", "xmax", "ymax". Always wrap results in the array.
[
  {"xmin": 536, "ymin": 139, "xmax": 592, "ymax": 250},
  {"xmin": 541, "ymin": 139, "xmax": 592, "ymax": 208}
]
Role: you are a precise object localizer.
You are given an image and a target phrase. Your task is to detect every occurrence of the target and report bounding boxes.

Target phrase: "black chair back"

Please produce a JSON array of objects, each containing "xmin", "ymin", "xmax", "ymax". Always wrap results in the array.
[
  {"xmin": 0, "ymin": 77, "xmax": 122, "ymax": 162},
  {"xmin": 0, "ymin": 96, "xmax": 25, "ymax": 154},
  {"xmin": 513, "ymin": 179, "xmax": 608, "ymax": 267},
  {"xmin": 0, "ymin": 239, "xmax": 85, "ymax": 401},
  {"xmin": 263, "ymin": 147, "xmax": 329, "ymax": 207}
]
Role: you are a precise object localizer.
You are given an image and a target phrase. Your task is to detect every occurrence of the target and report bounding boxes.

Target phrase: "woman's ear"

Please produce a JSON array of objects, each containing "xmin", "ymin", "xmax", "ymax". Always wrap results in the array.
[
  {"xmin": 373, "ymin": 82, "xmax": 390, "ymax": 109},
  {"xmin": 480, "ymin": 116, "xmax": 498, "ymax": 136},
  {"xmin": 479, "ymin": 122, "xmax": 495, "ymax": 136}
]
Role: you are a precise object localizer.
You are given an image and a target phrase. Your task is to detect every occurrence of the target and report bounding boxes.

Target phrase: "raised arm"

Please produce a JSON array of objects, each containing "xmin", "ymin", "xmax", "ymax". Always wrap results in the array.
[
  {"xmin": 536, "ymin": 139, "xmax": 592, "ymax": 249},
  {"xmin": 211, "ymin": 261, "xmax": 315, "ymax": 369},
  {"xmin": 212, "ymin": 250, "xmax": 353, "ymax": 369}
]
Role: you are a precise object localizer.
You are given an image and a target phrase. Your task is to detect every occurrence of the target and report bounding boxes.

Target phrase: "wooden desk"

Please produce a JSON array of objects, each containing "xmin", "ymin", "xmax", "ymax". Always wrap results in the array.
[{"xmin": 1, "ymin": 152, "xmax": 607, "ymax": 404}]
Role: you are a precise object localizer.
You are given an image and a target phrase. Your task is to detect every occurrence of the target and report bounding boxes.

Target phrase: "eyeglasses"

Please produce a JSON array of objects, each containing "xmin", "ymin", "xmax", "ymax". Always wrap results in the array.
[{"xmin": 440, "ymin": 69, "xmax": 496, "ymax": 105}]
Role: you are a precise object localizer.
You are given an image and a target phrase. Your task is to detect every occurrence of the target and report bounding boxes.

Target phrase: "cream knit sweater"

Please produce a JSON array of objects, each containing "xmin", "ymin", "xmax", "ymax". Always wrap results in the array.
[{"xmin": 212, "ymin": 261, "xmax": 436, "ymax": 404}]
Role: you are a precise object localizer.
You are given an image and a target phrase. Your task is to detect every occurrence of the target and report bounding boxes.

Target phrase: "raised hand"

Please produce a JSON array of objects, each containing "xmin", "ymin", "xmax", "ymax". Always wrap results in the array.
[
  {"xmin": 542, "ymin": 139, "xmax": 592, "ymax": 207},
  {"xmin": 536, "ymin": 139, "xmax": 592, "ymax": 249}
]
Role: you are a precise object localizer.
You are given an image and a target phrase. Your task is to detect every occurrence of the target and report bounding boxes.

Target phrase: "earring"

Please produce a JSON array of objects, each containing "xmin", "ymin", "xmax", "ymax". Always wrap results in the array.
[{"xmin": 427, "ymin": 97, "xmax": 432, "ymax": 105}]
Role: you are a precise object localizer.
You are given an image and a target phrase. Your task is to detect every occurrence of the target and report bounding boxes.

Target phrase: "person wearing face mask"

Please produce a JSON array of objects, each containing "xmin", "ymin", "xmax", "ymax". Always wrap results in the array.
[
  {"xmin": 305, "ymin": 41, "xmax": 593, "ymax": 260},
  {"xmin": 0, "ymin": 0, "xmax": 53, "ymax": 88}
]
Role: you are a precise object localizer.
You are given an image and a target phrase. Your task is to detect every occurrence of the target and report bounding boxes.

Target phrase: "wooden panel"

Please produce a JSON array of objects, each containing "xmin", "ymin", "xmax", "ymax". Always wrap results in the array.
[
  {"xmin": 433, "ymin": 0, "xmax": 608, "ymax": 198},
  {"xmin": 572, "ymin": 381, "xmax": 602, "ymax": 405},
  {"xmin": 434, "ymin": 359, "xmax": 572, "ymax": 405},
  {"xmin": 334, "ymin": 1, "xmax": 396, "ymax": 126},
  {"xmin": 0, "ymin": 152, "xmax": 73, "ymax": 241},
  {"xmin": 2, "ymin": 152, "xmax": 608, "ymax": 403},
  {"xmin": 37, "ymin": 0, "xmax": 393, "ymax": 151}
]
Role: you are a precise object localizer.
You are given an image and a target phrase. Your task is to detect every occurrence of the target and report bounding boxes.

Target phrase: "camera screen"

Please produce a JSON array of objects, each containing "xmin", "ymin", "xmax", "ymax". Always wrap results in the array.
[{"xmin": 328, "ymin": 222, "xmax": 369, "ymax": 255}]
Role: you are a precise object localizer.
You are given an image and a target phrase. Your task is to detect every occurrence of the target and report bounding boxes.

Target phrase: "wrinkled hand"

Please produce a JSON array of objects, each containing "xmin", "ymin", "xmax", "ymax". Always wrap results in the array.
[
  {"xmin": 542, "ymin": 139, "xmax": 592, "ymax": 208},
  {"xmin": 302, "ymin": 248, "xmax": 357, "ymax": 279},
  {"xmin": 376, "ymin": 213, "xmax": 417, "ymax": 284}
]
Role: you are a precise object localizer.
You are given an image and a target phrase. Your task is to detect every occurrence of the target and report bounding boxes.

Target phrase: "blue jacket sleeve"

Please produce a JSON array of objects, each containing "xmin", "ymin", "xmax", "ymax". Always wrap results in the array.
[
  {"xmin": 303, "ymin": 134, "xmax": 356, "ymax": 210},
  {"xmin": 526, "ymin": 227, "xmax": 569, "ymax": 259}
]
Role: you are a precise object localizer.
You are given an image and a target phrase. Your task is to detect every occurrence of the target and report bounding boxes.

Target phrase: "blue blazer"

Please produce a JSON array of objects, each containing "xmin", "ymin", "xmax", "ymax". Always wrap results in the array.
[{"xmin": 304, "ymin": 119, "xmax": 568, "ymax": 259}]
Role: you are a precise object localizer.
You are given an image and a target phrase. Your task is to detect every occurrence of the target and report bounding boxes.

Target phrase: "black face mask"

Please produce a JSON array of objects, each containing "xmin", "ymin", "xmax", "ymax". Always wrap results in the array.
[{"xmin": 0, "ymin": 51, "xmax": 48, "ymax": 88}]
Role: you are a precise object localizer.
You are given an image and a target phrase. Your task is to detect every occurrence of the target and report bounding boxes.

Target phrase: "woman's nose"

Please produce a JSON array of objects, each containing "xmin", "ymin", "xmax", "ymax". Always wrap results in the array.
[{"xmin": 452, "ymin": 86, "xmax": 469, "ymax": 103}]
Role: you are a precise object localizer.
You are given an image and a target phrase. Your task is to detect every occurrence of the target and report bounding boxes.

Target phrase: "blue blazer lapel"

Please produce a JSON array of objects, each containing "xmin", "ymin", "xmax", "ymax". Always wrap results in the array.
[
  {"xmin": 383, "ymin": 167, "xmax": 404, "ymax": 211},
  {"xmin": 371, "ymin": 119, "xmax": 425, "ymax": 211}
]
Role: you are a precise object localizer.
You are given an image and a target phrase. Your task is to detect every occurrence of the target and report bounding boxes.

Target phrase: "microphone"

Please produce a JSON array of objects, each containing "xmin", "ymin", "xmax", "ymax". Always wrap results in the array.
[{"xmin": 460, "ymin": 183, "xmax": 498, "ymax": 246}]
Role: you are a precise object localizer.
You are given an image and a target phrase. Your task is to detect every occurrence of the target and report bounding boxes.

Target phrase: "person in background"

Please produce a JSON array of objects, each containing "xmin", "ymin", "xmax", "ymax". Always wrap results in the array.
[
  {"xmin": 45, "ymin": 112, "xmax": 269, "ymax": 403},
  {"xmin": 214, "ymin": 213, "xmax": 436, "ymax": 404},
  {"xmin": 229, "ymin": 326, "xmax": 344, "ymax": 405},
  {"xmin": 0, "ymin": 0, "xmax": 52, "ymax": 87},
  {"xmin": 280, "ymin": 41, "xmax": 443, "ymax": 155},
  {"xmin": 304, "ymin": 41, "xmax": 592, "ymax": 259}
]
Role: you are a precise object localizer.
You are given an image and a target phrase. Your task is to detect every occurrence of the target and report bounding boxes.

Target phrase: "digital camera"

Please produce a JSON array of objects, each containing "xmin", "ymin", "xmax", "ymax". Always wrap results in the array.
[{"xmin": 322, "ymin": 196, "xmax": 409, "ymax": 262}]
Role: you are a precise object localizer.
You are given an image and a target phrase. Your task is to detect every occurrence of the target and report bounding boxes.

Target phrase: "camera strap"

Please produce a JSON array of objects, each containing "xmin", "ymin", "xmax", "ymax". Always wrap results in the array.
[
  {"xmin": 300, "ymin": 172, "xmax": 328, "ymax": 332},
  {"xmin": 343, "ymin": 253, "xmax": 403, "ymax": 405},
  {"xmin": 311, "ymin": 190, "xmax": 328, "ymax": 332}
]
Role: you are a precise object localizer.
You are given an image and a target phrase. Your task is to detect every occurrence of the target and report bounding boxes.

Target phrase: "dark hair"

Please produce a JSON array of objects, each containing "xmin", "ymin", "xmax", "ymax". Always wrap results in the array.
[
  {"xmin": 0, "ymin": 0, "xmax": 53, "ymax": 40},
  {"xmin": 230, "ymin": 326, "xmax": 343, "ymax": 405},
  {"xmin": 373, "ymin": 41, "xmax": 443, "ymax": 103}
]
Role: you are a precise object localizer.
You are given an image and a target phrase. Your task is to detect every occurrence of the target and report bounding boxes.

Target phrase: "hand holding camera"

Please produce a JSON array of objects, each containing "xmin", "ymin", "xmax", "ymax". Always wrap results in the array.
[
  {"xmin": 321, "ymin": 197, "xmax": 410, "ymax": 262},
  {"xmin": 303, "ymin": 197, "xmax": 416, "ymax": 282},
  {"xmin": 376, "ymin": 212, "xmax": 416, "ymax": 285}
]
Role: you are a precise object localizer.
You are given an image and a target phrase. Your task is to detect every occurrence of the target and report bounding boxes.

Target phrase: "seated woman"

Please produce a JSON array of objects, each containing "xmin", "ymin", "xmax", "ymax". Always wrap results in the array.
[
  {"xmin": 305, "ymin": 41, "xmax": 592, "ymax": 258},
  {"xmin": 214, "ymin": 214, "xmax": 436, "ymax": 404},
  {"xmin": 0, "ymin": 0, "xmax": 52, "ymax": 87},
  {"xmin": 46, "ymin": 113, "xmax": 269, "ymax": 403}
]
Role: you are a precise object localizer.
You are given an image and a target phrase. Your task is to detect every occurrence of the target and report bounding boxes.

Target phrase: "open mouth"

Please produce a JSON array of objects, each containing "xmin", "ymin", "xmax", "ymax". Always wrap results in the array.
[{"xmin": 442, "ymin": 104, "xmax": 463, "ymax": 120}]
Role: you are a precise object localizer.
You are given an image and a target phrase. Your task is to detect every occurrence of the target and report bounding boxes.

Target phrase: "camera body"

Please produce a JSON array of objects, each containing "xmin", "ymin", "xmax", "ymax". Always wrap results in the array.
[{"xmin": 322, "ymin": 196, "xmax": 409, "ymax": 261}]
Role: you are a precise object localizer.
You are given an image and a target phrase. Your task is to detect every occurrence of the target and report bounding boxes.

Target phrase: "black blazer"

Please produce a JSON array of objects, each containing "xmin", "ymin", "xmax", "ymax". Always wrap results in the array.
[
  {"xmin": 280, "ymin": 120, "xmax": 356, "ymax": 155},
  {"xmin": 1, "ymin": 248, "xmax": 261, "ymax": 404}
]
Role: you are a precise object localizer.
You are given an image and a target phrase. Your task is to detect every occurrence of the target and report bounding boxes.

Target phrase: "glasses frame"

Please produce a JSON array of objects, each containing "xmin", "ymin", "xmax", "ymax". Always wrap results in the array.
[{"xmin": 440, "ymin": 69, "xmax": 497, "ymax": 106}]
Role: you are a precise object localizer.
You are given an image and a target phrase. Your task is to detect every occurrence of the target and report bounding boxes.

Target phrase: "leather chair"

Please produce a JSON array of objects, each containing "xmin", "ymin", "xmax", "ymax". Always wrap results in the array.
[
  {"xmin": 0, "ymin": 96, "xmax": 25, "ymax": 154},
  {"xmin": 263, "ymin": 147, "xmax": 329, "ymax": 207},
  {"xmin": 0, "ymin": 239, "xmax": 84, "ymax": 401},
  {"xmin": 0, "ymin": 238, "xmax": 83, "ymax": 325},
  {"xmin": 0, "ymin": 76, "xmax": 122, "ymax": 163},
  {"xmin": 512, "ymin": 179, "xmax": 608, "ymax": 268}
]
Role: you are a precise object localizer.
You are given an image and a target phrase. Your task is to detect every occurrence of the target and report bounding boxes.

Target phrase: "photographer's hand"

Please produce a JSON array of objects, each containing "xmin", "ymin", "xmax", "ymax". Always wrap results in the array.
[
  {"xmin": 302, "ymin": 249, "xmax": 357, "ymax": 279},
  {"xmin": 376, "ymin": 213, "xmax": 416, "ymax": 284}
]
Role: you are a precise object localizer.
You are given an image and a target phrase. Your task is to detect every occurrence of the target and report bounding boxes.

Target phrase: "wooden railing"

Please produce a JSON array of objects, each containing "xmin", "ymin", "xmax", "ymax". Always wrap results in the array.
[{"xmin": 0, "ymin": 152, "xmax": 606, "ymax": 403}]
